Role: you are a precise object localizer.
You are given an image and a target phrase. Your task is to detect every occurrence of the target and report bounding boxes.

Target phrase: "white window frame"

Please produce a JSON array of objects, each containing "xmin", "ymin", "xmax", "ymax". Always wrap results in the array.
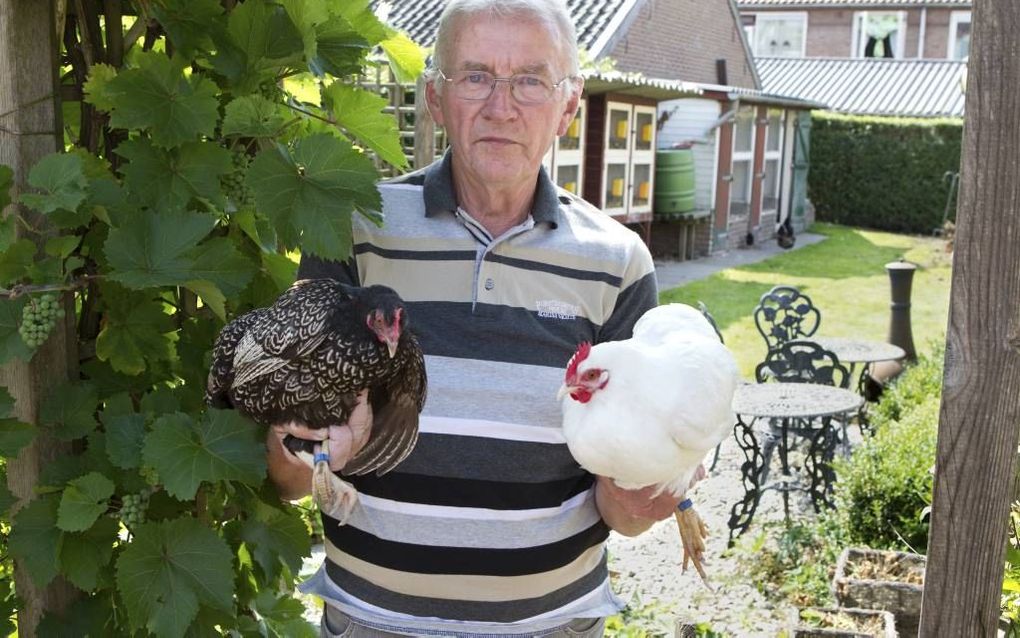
[
  {"xmin": 730, "ymin": 106, "xmax": 756, "ymax": 216},
  {"xmin": 947, "ymin": 10, "xmax": 971, "ymax": 61},
  {"xmin": 851, "ymin": 10, "xmax": 907, "ymax": 59},
  {"xmin": 762, "ymin": 109, "xmax": 784, "ymax": 214},
  {"xmin": 749, "ymin": 12, "xmax": 808, "ymax": 57}
]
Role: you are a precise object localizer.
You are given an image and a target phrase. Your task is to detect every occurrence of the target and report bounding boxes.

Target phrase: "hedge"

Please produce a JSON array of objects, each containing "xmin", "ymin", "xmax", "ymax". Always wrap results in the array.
[{"xmin": 808, "ymin": 113, "xmax": 963, "ymax": 234}]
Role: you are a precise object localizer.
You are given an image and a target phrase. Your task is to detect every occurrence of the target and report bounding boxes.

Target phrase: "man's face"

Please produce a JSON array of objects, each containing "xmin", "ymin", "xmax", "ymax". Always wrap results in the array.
[{"xmin": 426, "ymin": 14, "xmax": 580, "ymax": 189}]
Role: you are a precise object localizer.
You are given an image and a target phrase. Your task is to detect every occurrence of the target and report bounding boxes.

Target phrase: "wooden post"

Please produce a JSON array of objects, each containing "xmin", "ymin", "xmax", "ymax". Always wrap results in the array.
[
  {"xmin": 414, "ymin": 75, "xmax": 436, "ymax": 170},
  {"xmin": 919, "ymin": 0, "xmax": 1020, "ymax": 635},
  {"xmin": 0, "ymin": 1, "xmax": 78, "ymax": 634}
]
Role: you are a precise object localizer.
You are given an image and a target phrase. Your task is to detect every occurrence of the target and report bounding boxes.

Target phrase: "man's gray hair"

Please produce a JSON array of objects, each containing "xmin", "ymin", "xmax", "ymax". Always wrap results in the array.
[{"xmin": 429, "ymin": 0, "xmax": 580, "ymax": 84}]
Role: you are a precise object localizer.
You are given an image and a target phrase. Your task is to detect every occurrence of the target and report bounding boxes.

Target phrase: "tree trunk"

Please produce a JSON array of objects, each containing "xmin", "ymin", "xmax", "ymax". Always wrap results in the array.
[
  {"xmin": 919, "ymin": 0, "xmax": 1020, "ymax": 635},
  {"xmin": 0, "ymin": 1, "xmax": 79, "ymax": 634}
]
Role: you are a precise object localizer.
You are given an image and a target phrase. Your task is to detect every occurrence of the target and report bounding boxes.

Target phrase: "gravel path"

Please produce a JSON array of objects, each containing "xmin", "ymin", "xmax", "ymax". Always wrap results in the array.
[{"xmin": 605, "ymin": 432, "xmax": 824, "ymax": 637}]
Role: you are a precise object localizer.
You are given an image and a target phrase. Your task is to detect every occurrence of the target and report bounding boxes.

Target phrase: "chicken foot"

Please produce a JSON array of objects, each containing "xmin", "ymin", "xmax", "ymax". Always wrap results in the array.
[
  {"xmin": 674, "ymin": 499, "xmax": 712, "ymax": 590},
  {"xmin": 311, "ymin": 440, "xmax": 359, "ymax": 525}
]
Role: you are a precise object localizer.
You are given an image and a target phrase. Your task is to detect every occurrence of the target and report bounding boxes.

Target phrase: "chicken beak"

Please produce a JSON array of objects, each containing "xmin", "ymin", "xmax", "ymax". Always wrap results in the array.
[
  {"xmin": 386, "ymin": 339, "xmax": 398, "ymax": 358},
  {"xmin": 557, "ymin": 384, "xmax": 571, "ymax": 401}
]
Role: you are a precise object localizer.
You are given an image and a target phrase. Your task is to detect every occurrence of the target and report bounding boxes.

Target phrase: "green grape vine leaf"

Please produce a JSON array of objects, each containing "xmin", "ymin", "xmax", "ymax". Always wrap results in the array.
[
  {"xmin": 222, "ymin": 95, "xmax": 287, "ymax": 138},
  {"xmin": 117, "ymin": 138, "xmax": 232, "ymax": 212},
  {"xmin": 9, "ymin": 495, "xmax": 62, "ymax": 588},
  {"xmin": 238, "ymin": 502, "xmax": 311, "ymax": 581},
  {"xmin": 116, "ymin": 516, "xmax": 235, "ymax": 637},
  {"xmin": 103, "ymin": 413, "xmax": 147, "ymax": 470},
  {"xmin": 0, "ymin": 471, "xmax": 15, "ymax": 520},
  {"xmin": 94, "ymin": 284, "xmax": 176, "ymax": 376},
  {"xmin": 0, "ymin": 298, "xmax": 33, "ymax": 363},
  {"xmin": 104, "ymin": 51, "xmax": 220, "ymax": 148},
  {"xmin": 151, "ymin": 0, "xmax": 225, "ymax": 58},
  {"xmin": 323, "ymin": 82, "xmax": 407, "ymax": 167},
  {"xmin": 0, "ymin": 383, "xmax": 34, "ymax": 458},
  {"xmin": 310, "ymin": 14, "xmax": 369, "ymax": 78},
  {"xmin": 19, "ymin": 152, "xmax": 89, "ymax": 215},
  {"xmin": 104, "ymin": 209, "xmax": 216, "ymax": 289},
  {"xmin": 0, "ymin": 164, "xmax": 13, "ymax": 210},
  {"xmin": 380, "ymin": 31, "xmax": 426, "ymax": 84},
  {"xmin": 246, "ymin": 133, "xmax": 379, "ymax": 261},
  {"xmin": 39, "ymin": 380, "xmax": 100, "ymax": 441},
  {"xmin": 142, "ymin": 410, "xmax": 266, "ymax": 501},
  {"xmin": 59, "ymin": 517, "xmax": 118, "ymax": 592},
  {"xmin": 56, "ymin": 471, "xmax": 115, "ymax": 532}
]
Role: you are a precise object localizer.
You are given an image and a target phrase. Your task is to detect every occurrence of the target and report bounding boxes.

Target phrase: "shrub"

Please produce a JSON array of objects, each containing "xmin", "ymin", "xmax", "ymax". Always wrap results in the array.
[
  {"xmin": 833, "ymin": 396, "xmax": 939, "ymax": 552},
  {"xmin": 809, "ymin": 113, "xmax": 963, "ymax": 234}
]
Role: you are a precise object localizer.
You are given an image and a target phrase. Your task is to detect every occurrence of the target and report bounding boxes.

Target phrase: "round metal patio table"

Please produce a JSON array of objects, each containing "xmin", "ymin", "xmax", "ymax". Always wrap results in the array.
[{"xmin": 727, "ymin": 382, "xmax": 865, "ymax": 544}]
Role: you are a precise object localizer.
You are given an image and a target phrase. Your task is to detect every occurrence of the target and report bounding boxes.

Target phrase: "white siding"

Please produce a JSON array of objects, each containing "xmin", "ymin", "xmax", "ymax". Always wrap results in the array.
[{"xmin": 656, "ymin": 98, "xmax": 721, "ymax": 212}]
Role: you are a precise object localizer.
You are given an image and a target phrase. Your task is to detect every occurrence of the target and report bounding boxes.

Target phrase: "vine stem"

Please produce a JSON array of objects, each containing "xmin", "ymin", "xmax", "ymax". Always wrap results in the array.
[
  {"xmin": 0, "ymin": 275, "xmax": 101, "ymax": 299},
  {"xmin": 284, "ymin": 102, "xmax": 336, "ymax": 126}
]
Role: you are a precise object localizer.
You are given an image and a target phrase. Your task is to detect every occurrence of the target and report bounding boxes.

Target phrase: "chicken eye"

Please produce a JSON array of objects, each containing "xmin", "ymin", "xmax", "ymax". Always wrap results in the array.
[{"xmin": 582, "ymin": 370, "xmax": 599, "ymax": 381}]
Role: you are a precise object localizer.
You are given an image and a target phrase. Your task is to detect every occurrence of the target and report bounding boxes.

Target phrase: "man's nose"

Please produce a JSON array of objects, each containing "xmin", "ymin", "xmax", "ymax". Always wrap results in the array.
[{"xmin": 481, "ymin": 79, "xmax": 516, "ymax": 116}]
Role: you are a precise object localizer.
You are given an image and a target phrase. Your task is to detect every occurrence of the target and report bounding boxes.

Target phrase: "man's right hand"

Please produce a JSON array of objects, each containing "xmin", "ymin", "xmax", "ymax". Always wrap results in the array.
[{"xmin": 266, "ymin": 391, "xmax": 374, "ymax": 499}]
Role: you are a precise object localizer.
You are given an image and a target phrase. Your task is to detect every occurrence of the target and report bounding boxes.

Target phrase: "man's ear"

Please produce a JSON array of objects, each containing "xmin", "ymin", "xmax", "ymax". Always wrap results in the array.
[
  {"xmin": 425, "ymin": 78, "xmax": 445, "ymax": 128},
  {"xmin": 556, "ymin": 78, "xmax": 583, "ymax": 137}
]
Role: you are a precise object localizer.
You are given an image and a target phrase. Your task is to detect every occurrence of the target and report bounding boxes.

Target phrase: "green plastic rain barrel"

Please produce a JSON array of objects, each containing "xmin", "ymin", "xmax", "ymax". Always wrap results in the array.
[{"xmin": 654, "ymin": 149, "xmax": 696, "ymax": 214}]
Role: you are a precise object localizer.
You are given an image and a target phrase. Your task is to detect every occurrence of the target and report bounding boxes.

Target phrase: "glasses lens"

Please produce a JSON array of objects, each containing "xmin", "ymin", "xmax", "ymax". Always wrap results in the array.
[
  {"xmin": 512, "ymin": 74, "xmax": 553, "ymax": 103},
  {"xmin": 451, "ymin": 71, "xmax": 494, "ymax": 99}
]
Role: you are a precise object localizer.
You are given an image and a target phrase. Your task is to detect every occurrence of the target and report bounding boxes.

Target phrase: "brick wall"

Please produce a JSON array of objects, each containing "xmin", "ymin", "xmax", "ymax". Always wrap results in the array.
[{"xmin": 607, "ymin": 0, "xmax": 758, "ymax": 88}]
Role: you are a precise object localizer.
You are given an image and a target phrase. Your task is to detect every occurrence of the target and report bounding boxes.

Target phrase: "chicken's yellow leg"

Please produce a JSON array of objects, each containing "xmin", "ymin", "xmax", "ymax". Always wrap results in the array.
[
  {"xmin": 311, "ymin": 440, "xmax": 359, "ymax": 525},
  {"xmin": 674, "ymin": 498, "xmax": 713, "ymax": 590}
]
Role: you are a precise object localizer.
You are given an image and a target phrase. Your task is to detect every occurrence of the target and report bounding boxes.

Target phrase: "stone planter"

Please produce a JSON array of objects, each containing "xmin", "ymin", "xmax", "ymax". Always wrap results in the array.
[
  {"xmin": 832, "ymin": 547, "xmax": 925, "ymax": 637},
  {"xmin": 787, "ymin": 604, "xmax": 893, "ymax": 632},
  {"xmin": 789, "ymin": 606, "xmax": 897, "ymax": 637}
]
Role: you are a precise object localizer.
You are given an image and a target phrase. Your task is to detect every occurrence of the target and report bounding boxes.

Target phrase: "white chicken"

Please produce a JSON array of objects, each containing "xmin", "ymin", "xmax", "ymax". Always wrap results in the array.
[{"xmin": 558, "ymin": 303, "xmax": 739, "ymax": 586}]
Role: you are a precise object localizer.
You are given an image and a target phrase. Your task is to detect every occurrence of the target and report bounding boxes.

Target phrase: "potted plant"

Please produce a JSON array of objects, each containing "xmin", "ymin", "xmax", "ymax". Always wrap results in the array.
[
  {"xmin": 832, "ymin": 547, "xmax": 925, "ymax": 636},
  {"xmin": 790, "ymin": 606, "xmax": 897, "ymax": 637}
]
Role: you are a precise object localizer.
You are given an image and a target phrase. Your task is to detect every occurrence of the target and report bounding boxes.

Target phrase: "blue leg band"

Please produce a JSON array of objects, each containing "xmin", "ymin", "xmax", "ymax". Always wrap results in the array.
[{"xmin": 678, "ymin": 498, "xmax": 693, "ymax": 512}]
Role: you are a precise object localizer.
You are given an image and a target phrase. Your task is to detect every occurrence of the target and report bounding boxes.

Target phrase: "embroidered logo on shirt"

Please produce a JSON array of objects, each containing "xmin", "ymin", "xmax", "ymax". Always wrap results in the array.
[{"xmin": 536, "ymin": 300, "xmax": 580, "ymax": 320}]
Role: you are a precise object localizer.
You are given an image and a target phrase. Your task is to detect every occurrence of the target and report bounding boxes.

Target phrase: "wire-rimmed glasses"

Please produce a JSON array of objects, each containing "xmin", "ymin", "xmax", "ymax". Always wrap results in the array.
[{"xmin": 438, "ymin": 69, "xmax": 573, "ymax": 104}]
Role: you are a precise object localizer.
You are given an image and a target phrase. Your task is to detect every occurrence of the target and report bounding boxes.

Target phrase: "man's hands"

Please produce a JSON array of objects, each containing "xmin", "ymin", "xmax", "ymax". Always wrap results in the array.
[
  {"xmin": 265, "ymin": 391, "xmax": 374, "ymax": 500},
  {"xmin": 271, "ymin": 391, "xmax": 374, "ymax": 472},
  {"xmin": 594, "ymin": 463, "xmax": 708, "ymax": 536}
]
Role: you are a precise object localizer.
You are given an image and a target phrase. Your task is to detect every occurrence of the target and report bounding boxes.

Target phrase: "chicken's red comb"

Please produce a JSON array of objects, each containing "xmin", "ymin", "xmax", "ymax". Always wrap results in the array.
[{"xmin": 565, "ymin": 342, "xmax": 592, "ymax": 379}]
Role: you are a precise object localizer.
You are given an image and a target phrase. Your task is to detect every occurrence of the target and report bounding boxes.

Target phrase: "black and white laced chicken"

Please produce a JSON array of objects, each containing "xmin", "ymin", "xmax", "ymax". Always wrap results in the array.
[{"xmin": 206, "ymin": 279, "xmax": 427, "ymax": 524}]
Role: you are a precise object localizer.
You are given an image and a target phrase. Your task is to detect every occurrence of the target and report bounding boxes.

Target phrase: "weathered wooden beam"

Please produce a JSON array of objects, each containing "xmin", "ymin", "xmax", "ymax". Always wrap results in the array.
[
  {"xmin": 919, "ymin": 0, "xmax": 1020, "ymax": 635},
  {"xmin": 0, "ymin": 1, "xmax": 78, "ymax": 635},
  {"xmin": 414, "ymin": 74, "xmax": 436, "ymax": 170}
]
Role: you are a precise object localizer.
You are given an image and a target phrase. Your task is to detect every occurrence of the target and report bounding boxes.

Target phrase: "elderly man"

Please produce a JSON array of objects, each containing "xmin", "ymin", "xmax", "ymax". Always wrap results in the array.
[{"xmin": 267, "ymin": 0, "xmax": 683, "ymax": 634}]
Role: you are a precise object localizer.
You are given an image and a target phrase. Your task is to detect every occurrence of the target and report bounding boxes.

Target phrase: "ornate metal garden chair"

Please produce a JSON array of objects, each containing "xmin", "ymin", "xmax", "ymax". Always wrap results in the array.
[{"xmin": 753, "ymin": 285, "xmax": 822, "ymax": 352}]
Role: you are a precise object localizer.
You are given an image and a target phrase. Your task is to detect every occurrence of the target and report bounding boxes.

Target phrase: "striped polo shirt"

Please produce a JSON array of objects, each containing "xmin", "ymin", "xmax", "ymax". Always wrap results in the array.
[{"xmin": 297, "ymin": 151, "xmax": 658, "ymax": 635}]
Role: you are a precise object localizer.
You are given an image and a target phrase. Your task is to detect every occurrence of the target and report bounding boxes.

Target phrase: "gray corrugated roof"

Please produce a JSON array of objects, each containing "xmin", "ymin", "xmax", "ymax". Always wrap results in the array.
[
  {"xmin": 377, "ymin": 0, "xmax": 640, "ymax": 54},
  {"xmin": 757, "ymin": 57, "xmax": 966, "ymax": 117},
  {"xmin": 738, "ymin": 0, "xmax": 969, "ymax": 7}
]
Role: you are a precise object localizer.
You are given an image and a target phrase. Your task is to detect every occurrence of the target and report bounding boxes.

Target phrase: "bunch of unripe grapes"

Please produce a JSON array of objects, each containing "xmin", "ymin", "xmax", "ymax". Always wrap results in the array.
[
  {"xmin": 120, "ymin": 490, "xmax": 151, "ymax": 527},
  {"xmin": 19, "ymin": 293, "xmax": 63, "ymax": 348},
  {"xmin": 221, "ymin": 150, "xmax": 255, "ymax": 210}
]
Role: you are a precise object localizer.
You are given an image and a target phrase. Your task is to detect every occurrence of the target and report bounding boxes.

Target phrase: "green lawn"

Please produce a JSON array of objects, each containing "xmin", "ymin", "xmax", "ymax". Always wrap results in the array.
[{"xmin": 659, "ymin": 223, "xmax": 953, "ymax": 377}]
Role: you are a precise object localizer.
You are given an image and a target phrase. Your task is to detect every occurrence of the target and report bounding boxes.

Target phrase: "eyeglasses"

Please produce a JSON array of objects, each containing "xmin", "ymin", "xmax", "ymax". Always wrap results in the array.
[{"xmin": 438, "ymin": 69, "xmax": 573, "ymax": 105}]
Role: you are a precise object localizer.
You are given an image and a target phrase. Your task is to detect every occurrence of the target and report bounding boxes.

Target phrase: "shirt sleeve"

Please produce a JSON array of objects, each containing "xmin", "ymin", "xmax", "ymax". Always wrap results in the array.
[
  {"xmin": 296, "ymin": 254, "xmax": 360, "ymax": 286},
  {"xmin": 596, "ymin": 239, "xmax": 658, "ymax": 343}
]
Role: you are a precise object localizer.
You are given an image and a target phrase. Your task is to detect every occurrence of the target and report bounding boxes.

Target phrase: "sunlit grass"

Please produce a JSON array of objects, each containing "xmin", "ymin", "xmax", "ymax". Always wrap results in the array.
[{"xmin": 660, "ymin": 223, "xmax": 953, "ymax": 377}]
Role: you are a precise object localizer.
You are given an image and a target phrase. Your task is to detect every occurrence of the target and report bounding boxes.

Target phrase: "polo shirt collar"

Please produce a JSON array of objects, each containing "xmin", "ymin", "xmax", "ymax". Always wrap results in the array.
[{"xmin": 423, "ymin": 149, "xmax": 561, "ymax": 228}]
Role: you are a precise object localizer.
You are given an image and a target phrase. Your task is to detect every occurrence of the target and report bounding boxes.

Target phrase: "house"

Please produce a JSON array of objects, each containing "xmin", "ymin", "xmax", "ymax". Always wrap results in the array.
[
  {"xmin": 736, "ymin": 0, "xmax": 972, "ymax": 61},
  {"xmin": 379, "ymin": 0, "xmax": 822, "ymax": 257}
]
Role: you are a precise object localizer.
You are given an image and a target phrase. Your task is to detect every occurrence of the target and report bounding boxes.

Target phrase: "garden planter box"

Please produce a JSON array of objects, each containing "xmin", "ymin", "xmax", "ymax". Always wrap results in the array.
[
  {"xmin": 790, "ymin": 606, "xmax": 897, "ymax": 637},
  {"xmin": 832, "ymin": 547, "xmax": 925, "ymax": 636}
]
